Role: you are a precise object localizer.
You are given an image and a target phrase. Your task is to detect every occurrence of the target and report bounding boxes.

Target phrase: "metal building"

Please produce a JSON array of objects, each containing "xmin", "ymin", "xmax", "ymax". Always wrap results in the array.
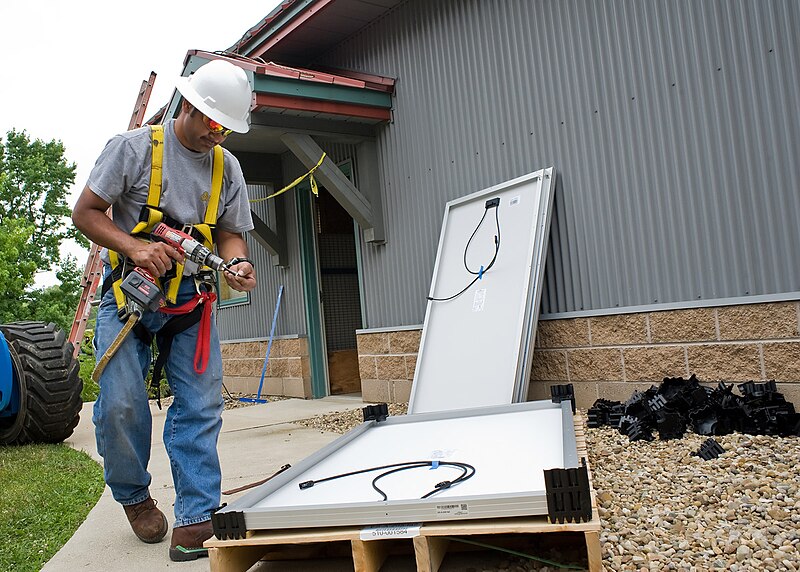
[{"xmin": 162, "ymin": 0, "xmax": 800, "ymax": 402}]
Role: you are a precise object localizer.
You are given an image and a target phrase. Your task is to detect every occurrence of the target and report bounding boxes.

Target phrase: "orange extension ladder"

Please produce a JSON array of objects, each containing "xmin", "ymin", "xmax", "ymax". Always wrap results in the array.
[{"xmin": 67, "ymin": 72, "xmax": 157, "ymax": 357}]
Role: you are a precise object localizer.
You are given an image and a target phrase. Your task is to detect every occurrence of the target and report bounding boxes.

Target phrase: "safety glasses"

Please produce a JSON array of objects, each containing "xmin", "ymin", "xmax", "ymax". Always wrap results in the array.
[{"xmin": 202, "ymin": 114, "xmax": 233, "ymax": 137}]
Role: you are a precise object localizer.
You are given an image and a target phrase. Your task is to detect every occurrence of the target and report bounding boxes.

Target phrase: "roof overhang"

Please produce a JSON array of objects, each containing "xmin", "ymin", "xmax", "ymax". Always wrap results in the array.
[
  {"xmin": 229, "ymin": 0, "xmax": 405, "ymax": 63},
  {"xmin": 163, "ymin": 51, "xmax": 393, "ymax": 129}
]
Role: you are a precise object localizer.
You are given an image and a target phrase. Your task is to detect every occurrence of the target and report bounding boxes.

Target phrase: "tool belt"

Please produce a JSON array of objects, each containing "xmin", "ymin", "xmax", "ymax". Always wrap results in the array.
[{"xmin": 100, "ymin": 270, "xmax": 218, "ymax": 407}]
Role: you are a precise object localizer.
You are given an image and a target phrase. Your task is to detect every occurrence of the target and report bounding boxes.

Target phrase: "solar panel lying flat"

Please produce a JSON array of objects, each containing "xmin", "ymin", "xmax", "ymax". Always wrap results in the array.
[{"xmin": 214, "ymin": 400, "xmax": 577, "ymax": 532}]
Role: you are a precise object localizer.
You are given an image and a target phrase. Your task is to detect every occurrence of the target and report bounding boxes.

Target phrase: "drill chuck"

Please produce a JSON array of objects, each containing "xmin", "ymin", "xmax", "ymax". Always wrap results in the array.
[{"xmin": 182, "ymin": 240, "xmax": 225, "ymax": 271}]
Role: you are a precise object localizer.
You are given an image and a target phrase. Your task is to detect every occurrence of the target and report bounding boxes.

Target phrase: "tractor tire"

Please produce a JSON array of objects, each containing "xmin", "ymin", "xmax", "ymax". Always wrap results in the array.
[{"xmin": 0, "ymin": 321, "xmax": 82, "ymax": 445}]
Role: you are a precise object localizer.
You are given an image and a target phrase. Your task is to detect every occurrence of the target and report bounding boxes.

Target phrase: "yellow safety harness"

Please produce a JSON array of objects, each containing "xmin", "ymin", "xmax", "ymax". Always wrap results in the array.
[{"xmin": 105, "ymin": 125, "xmax": 225, "ymax": 315}]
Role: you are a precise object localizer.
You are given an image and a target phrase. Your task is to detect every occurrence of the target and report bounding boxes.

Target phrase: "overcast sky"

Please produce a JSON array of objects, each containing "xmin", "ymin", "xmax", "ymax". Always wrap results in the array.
[{"xmin": 0, "ymin": 0, "xmax": 281, "ymax": 285}]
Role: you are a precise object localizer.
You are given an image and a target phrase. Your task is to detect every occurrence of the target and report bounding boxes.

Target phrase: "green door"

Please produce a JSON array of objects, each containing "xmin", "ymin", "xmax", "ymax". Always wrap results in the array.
[
  {"xmin": 295, "ymin": 160, "xmax": 365, "ymax": 399},
  {"xmin": 296, "ymin": 183, "xmax": 328, "ymax": 398}
]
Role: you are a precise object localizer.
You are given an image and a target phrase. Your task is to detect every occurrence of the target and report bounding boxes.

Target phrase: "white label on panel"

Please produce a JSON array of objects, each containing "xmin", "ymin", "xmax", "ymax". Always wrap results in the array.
[
  {"xmin": 472, "ymin": 289, "xmax": 487, "ymax": 312},
  {"xmin": 436, "ymin": 503, "xmax": 469, "ymax": 517},
  {"xmin": 510, "ymin": 195, "xmax": 521, "ymax": 206},
  {"xmin": 360, "ymin": 523, "xmax": 421, "ymax": 541}
]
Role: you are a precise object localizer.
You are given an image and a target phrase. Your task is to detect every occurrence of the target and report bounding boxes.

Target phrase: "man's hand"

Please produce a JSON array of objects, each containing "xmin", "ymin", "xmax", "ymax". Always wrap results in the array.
[
  {"xmin": 224, "ymin": 260, "xmax": 256, "ymax": 292},
  {"xmin": 128, "ymin": 241, "xmax": 184, "ymax": 277},
  {"xmin": 216, "ymin": 229, "xmax": 257, "ymax": 293}
]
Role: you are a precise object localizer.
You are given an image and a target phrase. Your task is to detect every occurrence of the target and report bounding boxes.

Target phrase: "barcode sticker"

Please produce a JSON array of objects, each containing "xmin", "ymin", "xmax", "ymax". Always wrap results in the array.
[
  {"xmin": 360, "ymin": 523, "xmax": 421, "ymax": 541},
  {"xmin": 436, "ymin": 503, "xmax": 469, "ymax": 517}
]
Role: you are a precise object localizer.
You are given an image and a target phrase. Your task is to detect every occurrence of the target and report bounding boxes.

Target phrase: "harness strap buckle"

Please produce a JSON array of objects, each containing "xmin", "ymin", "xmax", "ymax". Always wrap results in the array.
[
  {"xmin": 194, "ymin": 270, "xmax": 217, "ymax": 295},
  {"xmin": 117, "ymin": 306, "xmax": 132, "ymax": 322}
]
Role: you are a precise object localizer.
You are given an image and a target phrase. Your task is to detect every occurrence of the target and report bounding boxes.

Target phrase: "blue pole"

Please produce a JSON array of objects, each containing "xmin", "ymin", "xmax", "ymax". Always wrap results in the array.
[{"xmin": 240, "ymin": 285, "xmax": 284, "ymax": 404}]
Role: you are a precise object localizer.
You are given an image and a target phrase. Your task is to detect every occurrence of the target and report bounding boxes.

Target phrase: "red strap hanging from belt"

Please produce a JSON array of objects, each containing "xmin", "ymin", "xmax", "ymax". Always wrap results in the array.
[{"xmin": 160, "ymin": 290, "xmax": 217, "ymax": 374}]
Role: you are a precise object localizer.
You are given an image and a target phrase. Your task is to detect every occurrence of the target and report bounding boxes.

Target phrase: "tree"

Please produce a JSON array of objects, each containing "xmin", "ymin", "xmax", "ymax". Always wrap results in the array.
[
  {"xmin": 0, "ymin": 129, "xmax": 86, "ymax": 329},
  {"xmin": 0, "ymin": 219, "xmax": 37, "ymax": 323}
]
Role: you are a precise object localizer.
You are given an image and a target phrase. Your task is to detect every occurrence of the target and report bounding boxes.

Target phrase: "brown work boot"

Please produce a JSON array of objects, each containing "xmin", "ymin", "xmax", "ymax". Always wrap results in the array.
[
  {"xmin": 123, "ymin": 497, "xmax": 168, "ymax": 543},
  {"xmin": 169, "ymin": 520, "xmax": 215, "ymax": 562}
]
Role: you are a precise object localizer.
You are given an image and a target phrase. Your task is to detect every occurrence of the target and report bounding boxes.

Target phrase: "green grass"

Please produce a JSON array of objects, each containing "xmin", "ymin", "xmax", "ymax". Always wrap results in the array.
[
  {"xmin": 78, "ymin": 352, "xmax": 99, "ymax": 402},
  {"xmin": 78, "ymin": 315, "xmax": 100, "ymax": 403},
  {"xmin": 0, "ymin": 444, "xmax": 104, "ymax": 572}
]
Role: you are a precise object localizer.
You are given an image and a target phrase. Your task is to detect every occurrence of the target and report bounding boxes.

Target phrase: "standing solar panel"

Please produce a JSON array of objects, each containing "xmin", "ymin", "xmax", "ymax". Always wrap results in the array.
[{"xmin": 409, "ymin": 168, "xmax": 555, "ymax": 414}]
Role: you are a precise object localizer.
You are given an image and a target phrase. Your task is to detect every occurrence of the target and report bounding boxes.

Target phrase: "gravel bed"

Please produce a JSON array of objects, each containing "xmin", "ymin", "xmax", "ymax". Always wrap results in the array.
[
  {"xmin": 588, "ymin": 426, "xmax": 800, "ymax": 571},
  {"xmin": 295, "ymin": 402, "xmax": 408, "ymax": 432},
  {"xmin": 294, "ymin": 406, "xmax": 800, "ymax": 571}
]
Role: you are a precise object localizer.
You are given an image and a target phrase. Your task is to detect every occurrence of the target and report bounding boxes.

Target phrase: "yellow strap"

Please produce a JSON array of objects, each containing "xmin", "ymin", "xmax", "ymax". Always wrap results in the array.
[
  {"xmin": 204, "ymin": 145, "xmax": 224, "ymax": 224},
  {"xmin": 130, "ymin": 207, "xmax": 164, "ymax": 236},
  {"xmin": 92, "ymin": 313, "xmax": 139, "ymax": 383},
  {"xmin": 193, "ymin": 223, "xmax": 214, "ymax": 246},
  {"xmin": 165, "ymin": 263, "xmax": 184, "ymax": 303},
  {"xmin": 250, "ymin": 152, "xmax": 326, "ymax": 203},
  {"xmin": 147, "ymin": 125, "xmax": 164, "ymax": 207},
  {"xmin": 107, "ymin": 251, "xmax": 127, "ymax": 311}
]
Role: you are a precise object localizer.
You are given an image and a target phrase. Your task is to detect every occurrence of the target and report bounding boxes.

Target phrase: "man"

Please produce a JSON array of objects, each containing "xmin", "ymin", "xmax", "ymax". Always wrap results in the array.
[{"xmin": 72, "ymin": 59, "xmax": 256, "ymax": 562}]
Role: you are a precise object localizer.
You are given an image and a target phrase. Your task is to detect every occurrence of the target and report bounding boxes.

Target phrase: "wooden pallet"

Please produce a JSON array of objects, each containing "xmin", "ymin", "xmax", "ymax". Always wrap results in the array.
[{"xmin": 206, "ymin": 414, "xmax": 602, "ymax": 572}]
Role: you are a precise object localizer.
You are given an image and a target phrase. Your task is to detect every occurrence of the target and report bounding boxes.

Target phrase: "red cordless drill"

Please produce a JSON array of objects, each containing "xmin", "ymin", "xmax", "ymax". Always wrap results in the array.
[{"xmin": 151, "ymin": 223, "xmax": 238, "ymax": 276}]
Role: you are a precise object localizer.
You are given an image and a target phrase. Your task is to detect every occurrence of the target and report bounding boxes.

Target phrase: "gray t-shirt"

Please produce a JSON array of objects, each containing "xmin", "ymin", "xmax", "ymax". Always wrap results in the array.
[{"xmin": 87, "ymin": 119, "xmax": 253, "ymax": 262}]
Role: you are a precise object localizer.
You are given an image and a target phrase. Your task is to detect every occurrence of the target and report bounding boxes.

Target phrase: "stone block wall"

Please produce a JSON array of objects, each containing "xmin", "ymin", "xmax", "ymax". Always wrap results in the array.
[
  {"xmin": 221, "ymin": 336, "xmax": 311, "ymax": 398},
  {"xmin": 356, "ymin": 328, "xmax": 421, "ymax": 403},
  {"xmin": 530, "ymin": 302, "xmax": 800, "ymax": 409},
  {"xmin": 222, "ymin": 302, "xmax": 800, "ymax": 408}
]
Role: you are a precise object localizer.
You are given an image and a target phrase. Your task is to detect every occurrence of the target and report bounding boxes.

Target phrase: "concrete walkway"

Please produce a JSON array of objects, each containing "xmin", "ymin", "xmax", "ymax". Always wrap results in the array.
[{"xmin": 43, "ymin": 395, "xmax": 367, "ymax": 572}]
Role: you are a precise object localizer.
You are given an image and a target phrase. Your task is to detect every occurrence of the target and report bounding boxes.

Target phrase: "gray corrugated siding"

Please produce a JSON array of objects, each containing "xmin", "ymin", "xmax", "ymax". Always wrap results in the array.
[
  {"xmin": 216, "ymin": 183, "xmax": 306, "ymax": 340},
  {"xmin": 310, "ymin": 0, "xmax": 800, "ymax": 325}
]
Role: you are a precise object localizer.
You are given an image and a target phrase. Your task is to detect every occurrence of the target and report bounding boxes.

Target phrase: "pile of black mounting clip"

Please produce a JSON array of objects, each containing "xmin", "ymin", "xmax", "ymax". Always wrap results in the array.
[{"xmin": 587, "ymin": 375, "xmax": 800, "ymax": 442}]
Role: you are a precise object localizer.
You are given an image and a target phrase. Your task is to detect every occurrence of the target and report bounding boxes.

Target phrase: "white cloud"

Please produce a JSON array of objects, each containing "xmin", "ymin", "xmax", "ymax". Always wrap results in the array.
[{"xmin": 0, "ymin": 0, "xmax": 280, "ymax": 286}]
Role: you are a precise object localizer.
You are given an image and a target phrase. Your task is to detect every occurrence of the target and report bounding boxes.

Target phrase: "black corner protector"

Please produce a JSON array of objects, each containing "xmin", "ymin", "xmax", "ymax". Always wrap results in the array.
[
  {"xmin": 211, "ymin": 510, "xmax": 247, "ymax": 541},
  {"xmin": 363, "ymin": 403, "xmax": 389, "ymax": 423},
  {"xmin": 550, "ymin": 383, "xmax": 576, "ymax": 413},
  {"xmin": 692, "ymin": 437, "xmax": 725, "ymax": 460},
  {"xmin": 544, "ymin": 465, "xmax": 592, "ymax": 524}
]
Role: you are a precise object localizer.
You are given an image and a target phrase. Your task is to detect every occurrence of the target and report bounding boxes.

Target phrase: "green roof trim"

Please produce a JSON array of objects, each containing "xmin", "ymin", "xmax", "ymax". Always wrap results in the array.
[
  {"xmin": 254, "ymin": 75, "xmax": 392, "ymax": 108},
  {"xmin": 166, "ymin": 55, "xmax": 391, "ymax": 123}
]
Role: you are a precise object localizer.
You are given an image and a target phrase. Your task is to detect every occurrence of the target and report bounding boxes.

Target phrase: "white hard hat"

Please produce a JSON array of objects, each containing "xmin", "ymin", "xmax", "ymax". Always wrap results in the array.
[{"xmin": 175, "ymin": 59, "xmax": 252, "ymax": 134}]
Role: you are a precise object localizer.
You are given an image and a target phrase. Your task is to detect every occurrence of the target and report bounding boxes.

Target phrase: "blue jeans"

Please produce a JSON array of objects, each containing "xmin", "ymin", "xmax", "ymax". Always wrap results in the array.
[{"xmin": 93, "ymin": 272, "xmax": 223, "ymax": 527}]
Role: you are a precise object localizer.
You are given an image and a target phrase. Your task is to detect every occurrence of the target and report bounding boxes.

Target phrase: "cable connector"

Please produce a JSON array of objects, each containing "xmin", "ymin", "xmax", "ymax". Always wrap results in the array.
[
  {"xmin": 434, "ymin": 480, "xmax": 452, "ymax": 490},
  {"xmin": 299, "ymin": 480, "xmax": 315, "ymax": 490},
  {"xmin": 485, "ymin": 197, "xmax": 500, "ymax": 209}
]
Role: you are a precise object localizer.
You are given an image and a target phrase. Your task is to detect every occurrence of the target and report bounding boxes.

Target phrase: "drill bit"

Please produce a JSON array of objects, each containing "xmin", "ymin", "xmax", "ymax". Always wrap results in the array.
[{"xmin": 221, "ymin": 263, "xmax": 242, "ymax": 278}]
